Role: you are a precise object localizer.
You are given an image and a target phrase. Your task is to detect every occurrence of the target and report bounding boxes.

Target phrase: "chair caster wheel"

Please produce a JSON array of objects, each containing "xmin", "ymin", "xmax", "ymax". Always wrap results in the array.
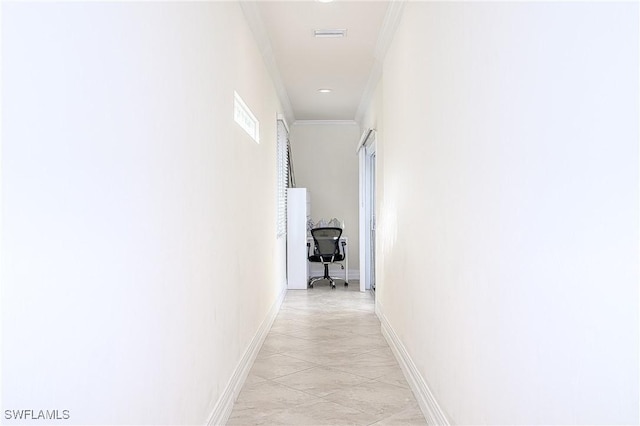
[
  {"xmin": 344, "ymin": 282, "xmax": 348, "ymax": 287},
  {"xmin": 309, "ymin": 284, "xmax": 313, "ymax": 288}
]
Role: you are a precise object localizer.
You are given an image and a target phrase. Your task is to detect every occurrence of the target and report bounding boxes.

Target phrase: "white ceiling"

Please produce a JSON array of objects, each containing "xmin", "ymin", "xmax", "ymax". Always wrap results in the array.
[{"xmin": 247, "ymin": 1, "xmax": 392, "ymax": 123}]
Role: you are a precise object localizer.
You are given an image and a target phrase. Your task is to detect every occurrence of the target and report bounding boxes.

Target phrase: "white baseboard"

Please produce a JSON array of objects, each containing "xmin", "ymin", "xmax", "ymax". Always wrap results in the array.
[
  {"xmin": 206, "ymin": 283, "xmax": 287, "ymax": 426},
  {"xmin": 377, "ymin": 302, "xmax": 450, "ymax": 426}
]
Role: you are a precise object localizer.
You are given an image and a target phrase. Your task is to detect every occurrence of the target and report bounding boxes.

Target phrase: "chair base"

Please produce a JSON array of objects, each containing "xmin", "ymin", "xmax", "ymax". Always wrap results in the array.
[
  {"xmin": 308, "ymin": 277, "xmax": 336, "ymax": 289},
  {"xmin": 308, "ymin": 278, "xmax": 348, "ymax": 289},
  {"xmin": 308, "ymin": 263, "xmax": 348, "ymax": 289}
]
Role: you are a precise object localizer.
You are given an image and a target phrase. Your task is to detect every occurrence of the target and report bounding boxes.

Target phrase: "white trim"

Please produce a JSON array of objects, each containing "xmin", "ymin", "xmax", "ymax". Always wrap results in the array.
[
  {"xmin": 373, "ymin": 1, "xmax": 407, "ymax": 62},
  {"xmin": 356, "ymin": 128, "xmax": 374, "ymax": 153},
  {"xmin": 359, "ymin": 149, "xmax": 366, "ymax": 292},
  {"xmin": 293, "ymin": 119, "xmax": 358, "ymax": 127},
  {"xmin": 206, "ymin": 285, "xmax": 287, "ymax": 426},
  {"xmin": 354, "ymin": 61, "xmax": 382, "ymax": 129},
  {"xmin": 355, "ymin": 1, "xmax": 406, "ymax": 127},
  {"xmin": 277, "ymin": 113, "xmax": 290, "ymax": 134},
  {"xmin": 359, "ymin": 130, "xmax": 376, "ymax": 292},
  {"xmin": 240, "ymin": 2, "xmax": 296, "ymax": 125},
  {"xmin": 377, "ymin": 302, "xmax": 450, "ymax": 426}
]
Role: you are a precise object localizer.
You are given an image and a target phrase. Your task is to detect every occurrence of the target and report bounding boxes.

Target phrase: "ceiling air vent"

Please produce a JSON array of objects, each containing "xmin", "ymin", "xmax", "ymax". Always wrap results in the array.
[{"xmin": 314, "ymin": 29, "xmax": 347, "ymax": 38}]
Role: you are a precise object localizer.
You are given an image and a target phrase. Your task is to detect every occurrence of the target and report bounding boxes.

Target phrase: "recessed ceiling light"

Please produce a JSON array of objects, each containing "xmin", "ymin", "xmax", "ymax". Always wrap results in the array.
[
  {"xmin": 318, "ymin": 89, "xmax": 332, "ymax": 93},
  {"xmin": 314, "ymin": 29, "xmax": 347, "ymax": 38},
  {"xmin": 316, "ymin": 0, "xmax": 334, "ymax": 3}
]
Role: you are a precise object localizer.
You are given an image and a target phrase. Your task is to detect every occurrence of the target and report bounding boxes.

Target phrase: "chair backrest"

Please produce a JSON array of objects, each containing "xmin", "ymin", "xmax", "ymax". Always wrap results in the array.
[{"xmin": 310, "ymin": 227, "xmax": 342, "ymax": 258}]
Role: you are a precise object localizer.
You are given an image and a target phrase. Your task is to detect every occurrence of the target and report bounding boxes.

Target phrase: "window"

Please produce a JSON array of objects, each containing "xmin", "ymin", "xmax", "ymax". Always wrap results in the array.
[
  {"xmin": 277, "ymin": 119, "xmax": 289, "ymax": 237},
  {"xmin": 234, "ymin": 91, "xmax": 259, "ymax": 143}
]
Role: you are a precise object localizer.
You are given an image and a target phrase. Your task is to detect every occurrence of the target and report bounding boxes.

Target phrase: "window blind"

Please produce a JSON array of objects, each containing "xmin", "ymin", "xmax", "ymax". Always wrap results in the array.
[{"xmin": 277, "ymin": 119, "xmax": 289, "ymax": 237}]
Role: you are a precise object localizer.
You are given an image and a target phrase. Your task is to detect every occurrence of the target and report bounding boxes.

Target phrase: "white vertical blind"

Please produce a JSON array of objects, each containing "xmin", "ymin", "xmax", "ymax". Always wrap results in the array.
[{"xmin": 276, "ymin": 119, "xmax": 289, "ymax": 237}]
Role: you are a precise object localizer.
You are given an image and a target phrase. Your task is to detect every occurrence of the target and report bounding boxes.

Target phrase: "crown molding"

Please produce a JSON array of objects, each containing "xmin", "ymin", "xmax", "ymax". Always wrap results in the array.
[
  {"xmin": 373, "ymin": 1, "xmax": 407, "ymax": 63},
  {"xmin": 240, "ymin": 1, "xmax": 296, "ymax": 125},
  {"xmin": 355, "ymin": 0, "xmax": 406, "ymax": 127},
  {"xmin": 293, "ymin": 120, "xmax": 359, "ymax": 127}
]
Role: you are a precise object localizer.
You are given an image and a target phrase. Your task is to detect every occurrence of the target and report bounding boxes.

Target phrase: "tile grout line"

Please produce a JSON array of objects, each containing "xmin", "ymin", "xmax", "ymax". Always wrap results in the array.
[{"xmin": 228, "ymin": 286, "xmax": 427, "ymax": 425}]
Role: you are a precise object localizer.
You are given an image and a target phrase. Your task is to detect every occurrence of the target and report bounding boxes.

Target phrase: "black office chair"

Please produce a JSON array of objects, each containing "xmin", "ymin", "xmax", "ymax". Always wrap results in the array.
[{"xmin": 307, "ymin": 227, "xmax": 347, "ymax": 289}]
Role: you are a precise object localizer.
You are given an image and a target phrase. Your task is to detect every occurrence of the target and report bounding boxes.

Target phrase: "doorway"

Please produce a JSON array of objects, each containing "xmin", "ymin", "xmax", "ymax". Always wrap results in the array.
[
  {"xmin": 368, "ymin": 150, "xmax": 376, "ymax": 291},
  {"xmin": 358, "ymin": 129, "xmax": 376, "ymax": 293}
]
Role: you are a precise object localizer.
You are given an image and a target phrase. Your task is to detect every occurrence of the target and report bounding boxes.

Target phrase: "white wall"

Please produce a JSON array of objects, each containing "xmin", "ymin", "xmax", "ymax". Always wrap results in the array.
[
  {"xmin": 289, "ymin": 123, "xmax": 360, "ymax": 277},
  {"xmin": 2, "ymin": 3, "xmax": 285, "ymax": 424},
  {"xmin": 369, "ymin": 2, "xmax": 639, "ymax": 424}
]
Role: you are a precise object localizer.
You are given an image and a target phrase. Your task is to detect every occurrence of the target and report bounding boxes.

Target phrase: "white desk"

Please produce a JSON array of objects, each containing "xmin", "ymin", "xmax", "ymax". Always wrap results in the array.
[
  {"xmin": 287, "ymin": 188, "xmax": 310, "ymax": 290},
  {"xmin": 306, "ymin": 236, "xmax": 348, "ymax": 285}
]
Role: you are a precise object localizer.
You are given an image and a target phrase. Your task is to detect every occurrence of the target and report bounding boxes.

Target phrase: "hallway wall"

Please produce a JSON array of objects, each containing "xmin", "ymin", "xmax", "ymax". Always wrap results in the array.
[
  {"xmin": 365, "ymin": 2, "xmax": 639, "ymax": 424},
  {"xmin": 2, "ymin": 3, "xmax": 284, "ymax": 424},
  {"xmin": 289, "ymin": 122, "xmax": 361, "ymax": 277}
]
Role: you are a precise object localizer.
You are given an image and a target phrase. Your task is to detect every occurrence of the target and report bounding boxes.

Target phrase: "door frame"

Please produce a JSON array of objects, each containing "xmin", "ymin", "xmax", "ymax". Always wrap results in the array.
[{"xmin": 358, "ymin": 129, "xmax": 376, "ymax": 292}]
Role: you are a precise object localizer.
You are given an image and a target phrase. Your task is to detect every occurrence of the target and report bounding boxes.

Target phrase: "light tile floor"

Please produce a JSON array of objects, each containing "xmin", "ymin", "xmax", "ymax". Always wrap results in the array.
[{"xmin": 228, "ymin": 280, "xmax": 427, "ymax": 425}]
